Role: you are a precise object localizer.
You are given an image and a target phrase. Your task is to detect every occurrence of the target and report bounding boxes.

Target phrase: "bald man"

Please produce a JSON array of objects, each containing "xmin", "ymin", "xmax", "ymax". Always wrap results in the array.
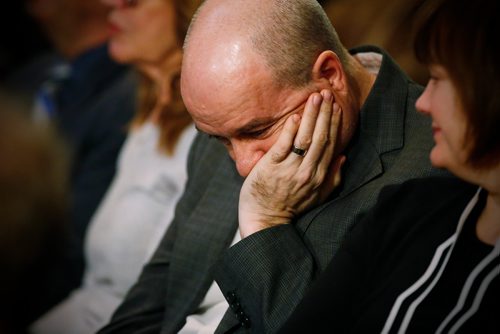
[{"xmin": 100, "ymin": 0, "xmax": 443, "ymax": 333}]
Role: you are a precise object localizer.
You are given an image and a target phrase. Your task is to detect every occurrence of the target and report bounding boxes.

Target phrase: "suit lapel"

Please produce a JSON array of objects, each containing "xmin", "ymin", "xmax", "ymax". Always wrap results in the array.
[
  {"xmin": 334, "ymin": 46, "xmax": 409, "ymax": 199},
  {"xmin": 339, "ymin": 136, "xmax": 383, "ymax": 198},
  {"xmin": 297, "ymin": 47, "xmax": 409, "ymax": 230}
]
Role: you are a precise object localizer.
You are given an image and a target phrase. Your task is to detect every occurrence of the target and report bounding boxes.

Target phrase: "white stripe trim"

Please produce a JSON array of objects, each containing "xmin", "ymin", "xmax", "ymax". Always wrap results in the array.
[
  {"xmin": 398, "ymin": 239, "xmax": 455, "ymax": 333},
  {"xmin": 450, "ymin": 263, "xmax": 499, "ymax": 333},
  {"xmin": 438, "ymin": 244, "xmax": 500, "ymax": 333},
  {"xmin": 381, "ymin": 236, "xmax": 455, "ymax": 334},
  {"xmin": 382, "ymin": 188, "xmax": 481, "ymax": 334},
  {"xmin": 398, "ymin": 189, "xmax": 482, "ymax": 333}
]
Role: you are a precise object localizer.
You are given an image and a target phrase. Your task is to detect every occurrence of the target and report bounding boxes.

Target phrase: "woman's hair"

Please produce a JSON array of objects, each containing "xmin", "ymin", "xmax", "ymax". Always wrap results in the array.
[
  {"xmin": 414, "ymin": 0, "xmax": 500, "ymax": 167},
  {"xmin": 133, "ymin": 0, "xmax": 203, "ymax": 155}
]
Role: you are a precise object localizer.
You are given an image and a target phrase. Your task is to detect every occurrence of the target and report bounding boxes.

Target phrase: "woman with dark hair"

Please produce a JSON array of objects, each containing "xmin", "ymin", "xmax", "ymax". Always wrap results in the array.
[
  {"xmin": 31, "ymin": 0, "xmax": 203, "ymax": 333},
  {"xmin": 239, "ymin": 0, "xmax": 499, "ymax": 332}
]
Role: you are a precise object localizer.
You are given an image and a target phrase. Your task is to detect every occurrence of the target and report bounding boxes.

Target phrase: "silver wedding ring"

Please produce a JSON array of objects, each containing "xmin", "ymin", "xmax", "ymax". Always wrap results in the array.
[{"xmin": 291, "ymin": 145, "xmax": 307, "ymax": 157}]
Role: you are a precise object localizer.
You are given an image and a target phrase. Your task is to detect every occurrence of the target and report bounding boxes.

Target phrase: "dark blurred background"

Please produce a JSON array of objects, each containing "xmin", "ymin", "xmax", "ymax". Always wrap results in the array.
[
  {"xmin": 1, "ymin": 0, "xmax": 429, "ymax": 86},
  {"xmin": 0, "ymin": 2, "xmax": 51, "ymax": 81},
  {"xmin": 319, "ymin": 0, "xmax": 429, "ymax": 85}
]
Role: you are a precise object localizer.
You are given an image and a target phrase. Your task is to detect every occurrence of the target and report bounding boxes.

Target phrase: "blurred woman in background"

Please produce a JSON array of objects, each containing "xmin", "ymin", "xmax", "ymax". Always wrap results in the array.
[{"xmin": 31, "ymin": 0, "xmax": 203, "ymax": 333}]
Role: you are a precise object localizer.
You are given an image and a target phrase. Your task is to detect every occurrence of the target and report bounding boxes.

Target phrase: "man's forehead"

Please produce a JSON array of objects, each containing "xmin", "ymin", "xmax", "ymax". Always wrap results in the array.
[
  {"xmin": 193, "ymin": 90, "xmax": 309, "ymax": 139},
  {"xmin": 184, "ymin": 74, "xmax": 286, "ymax": 135}
]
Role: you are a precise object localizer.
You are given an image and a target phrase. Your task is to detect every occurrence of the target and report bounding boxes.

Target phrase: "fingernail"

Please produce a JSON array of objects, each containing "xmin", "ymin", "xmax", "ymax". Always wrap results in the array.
[
  {"xmin": 333, "ymin": 103, "xmax": 340, "ymax": 114},
  {"xmin": 322, "ymin": 90, "xmax": 332, "ymax": 101},
  {"xmin": 313, "ymin": 94, "xmax": 322, "ymax": 106}
]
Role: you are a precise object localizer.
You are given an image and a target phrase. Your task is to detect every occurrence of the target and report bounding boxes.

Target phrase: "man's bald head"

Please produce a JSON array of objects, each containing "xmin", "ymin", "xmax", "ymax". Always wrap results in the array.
[
  {"xmin": 183, "ymin": 0, "xmax": 350, "ymax": 89},
  {"xmin": 181, "ymin": 0, "xmax": 360, "ymax": 177}
]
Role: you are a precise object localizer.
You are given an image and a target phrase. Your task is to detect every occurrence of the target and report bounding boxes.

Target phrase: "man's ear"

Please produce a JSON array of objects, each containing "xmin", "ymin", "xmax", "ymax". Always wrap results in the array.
[{"xmin": 311, "ymin": 50, "xmax": 345, "ymax": 91}]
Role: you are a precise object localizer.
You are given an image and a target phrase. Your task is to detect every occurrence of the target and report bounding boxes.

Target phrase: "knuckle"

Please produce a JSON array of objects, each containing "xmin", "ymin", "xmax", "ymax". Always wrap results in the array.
[
  {"xmin": 296, "ymin": 137, "xmax": 312, "ymax": 148},
  {"xmin": 270, "ymin": 150, "xmax": 283, "ymax": 162},
  {"xmin": 297, "ymin": 169, "xmax": 313, "ymax": 185},
  {"xmin": 315, "ymin": 169, "xmax": 327, "ymax": 182},
  {"xmin": 314, "ymin": 133, "xmax": 329, "ymax": 145}
]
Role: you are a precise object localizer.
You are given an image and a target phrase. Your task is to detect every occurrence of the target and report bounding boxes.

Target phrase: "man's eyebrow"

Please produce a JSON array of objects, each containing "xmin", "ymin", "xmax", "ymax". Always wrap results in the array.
[
  {"xmin": 235, "ymin": 117, "xmax": 277, "ymax": 135},
  {"xmin": 194, "ymin": 117, "xmax": 277, "ymax": 138}
]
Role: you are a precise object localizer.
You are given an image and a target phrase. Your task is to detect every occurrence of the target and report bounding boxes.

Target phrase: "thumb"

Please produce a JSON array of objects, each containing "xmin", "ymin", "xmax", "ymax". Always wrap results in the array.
[
  {"xmin": 320, "ymin": 155, "xmax": 346, "ymax": 201},
  {"xmin": 332, "ymin": 155, "xmax": 346, "ymax": 188}
]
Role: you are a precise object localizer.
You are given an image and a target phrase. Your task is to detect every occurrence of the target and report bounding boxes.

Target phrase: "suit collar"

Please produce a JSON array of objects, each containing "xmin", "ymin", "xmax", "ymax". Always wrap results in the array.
[
  {"xmin": 297, "ymin": 46, "xmax": 411, "ymax": 228},
  {"xmin": 340, "ymin": 46, "xmax": 409, "ymax": 197},
  {"xmin": 354, "ymin": 45, "xmax": 409, "ymax": 153}
]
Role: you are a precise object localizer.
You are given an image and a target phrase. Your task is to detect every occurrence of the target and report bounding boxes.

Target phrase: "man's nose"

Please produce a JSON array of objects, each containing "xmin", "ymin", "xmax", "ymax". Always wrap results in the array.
[{"xmin": 231, "ymin": 143, "xmax": 264, "ymax": 178}]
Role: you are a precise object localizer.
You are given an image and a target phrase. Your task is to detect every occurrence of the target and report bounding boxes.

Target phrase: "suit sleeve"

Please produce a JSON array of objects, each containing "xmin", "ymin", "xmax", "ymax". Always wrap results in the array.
[
  {"xmin": 213, "ymin": 224, "xmax": 317, "ymax": 333},
  {"xmin": 275, "ymin": 202, "xmax": 387, "ymax": 333},
  {"xmin": 213, "ymin": 183, "xmax": 405, "ymax": 333},
  {"xmin": 97, "ymin": 132, "xmax": 203, "ymax": 334}
]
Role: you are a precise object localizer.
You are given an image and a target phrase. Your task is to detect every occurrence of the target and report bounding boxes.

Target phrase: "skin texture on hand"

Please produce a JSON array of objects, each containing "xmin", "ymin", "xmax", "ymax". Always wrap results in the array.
[{"xmin": 238, "ymin": 89, "xmax": 345, "ymax": 238}]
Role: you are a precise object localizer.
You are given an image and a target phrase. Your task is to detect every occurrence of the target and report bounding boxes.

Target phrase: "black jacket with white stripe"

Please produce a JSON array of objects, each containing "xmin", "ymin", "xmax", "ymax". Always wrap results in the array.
[{"xmin": 279, "ymin": 176, "xmax": 499, "ymax": 333}]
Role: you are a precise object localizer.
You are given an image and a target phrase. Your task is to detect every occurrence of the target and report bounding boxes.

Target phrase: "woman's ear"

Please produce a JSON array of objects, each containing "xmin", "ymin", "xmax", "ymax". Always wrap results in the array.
[{"xmin": 311, "ymin": 50, "xmax": 345, "ymax": 91}]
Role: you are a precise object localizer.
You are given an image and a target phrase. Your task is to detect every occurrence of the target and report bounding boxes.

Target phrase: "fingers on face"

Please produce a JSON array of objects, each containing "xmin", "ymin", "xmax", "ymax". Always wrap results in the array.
[
  {"xmin": 319, "ymin": 101, "xmax": 342, "ymax": 165},
  {"xmin": 304, "ymin": 89, "xmax": 335, "ymax": 165},
  {"xmin": 318, "ymin": 101, "xmax": 342, "ymax": 190},
  {"xmin": 329, "ymin": 102, "xmax": 342, "ymax": 150},
  {"xmin": 293, "ymin": 93, "xmax": 322, "ymax": 154},
  {"xmin": 267, "ymin": 89, "xmax": 342, "ymax": 168},
  {"xmin": 268, "ymin": 113, "xmax": 301, "ymax": 163}
]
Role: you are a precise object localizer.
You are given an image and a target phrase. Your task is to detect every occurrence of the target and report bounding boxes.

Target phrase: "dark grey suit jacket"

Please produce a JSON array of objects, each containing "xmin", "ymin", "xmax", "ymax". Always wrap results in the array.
[
  {"xmin": 98, "ymin": 128, "xmax": 243, "ymax": 334},
  {"xmin": 99, "ymin": 46, "xmax": 445, "ymax": 334}
]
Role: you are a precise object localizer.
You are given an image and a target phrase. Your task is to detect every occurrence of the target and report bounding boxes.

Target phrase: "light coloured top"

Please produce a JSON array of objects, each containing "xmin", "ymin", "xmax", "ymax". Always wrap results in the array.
[
  {"xmin": 179, "ymin": 232, "xmax": 241, "ymax": 334},
  {"xmin": 31, "ymin": 121, "xmax": 197, "ymax": 334}
]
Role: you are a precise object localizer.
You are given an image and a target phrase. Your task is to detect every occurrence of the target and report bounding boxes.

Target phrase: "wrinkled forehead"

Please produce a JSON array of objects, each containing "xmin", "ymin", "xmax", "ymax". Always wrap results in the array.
[
  {"xmin": 181, "ymin": 20, "xmax": 312, "ymax": 134},
  {"xmin": 182, "ymin": 68, "xmax": 279, "ymax": 129},
  {"xmin": 183, "ymin": 71, "xmax": 311, "ymax": 140}
]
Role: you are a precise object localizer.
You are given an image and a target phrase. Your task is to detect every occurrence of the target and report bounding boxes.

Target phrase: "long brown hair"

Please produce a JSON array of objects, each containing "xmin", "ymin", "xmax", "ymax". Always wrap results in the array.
[{"xmin": 133, "ymin": 0, "xmax": 203, "ymax": 155}]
